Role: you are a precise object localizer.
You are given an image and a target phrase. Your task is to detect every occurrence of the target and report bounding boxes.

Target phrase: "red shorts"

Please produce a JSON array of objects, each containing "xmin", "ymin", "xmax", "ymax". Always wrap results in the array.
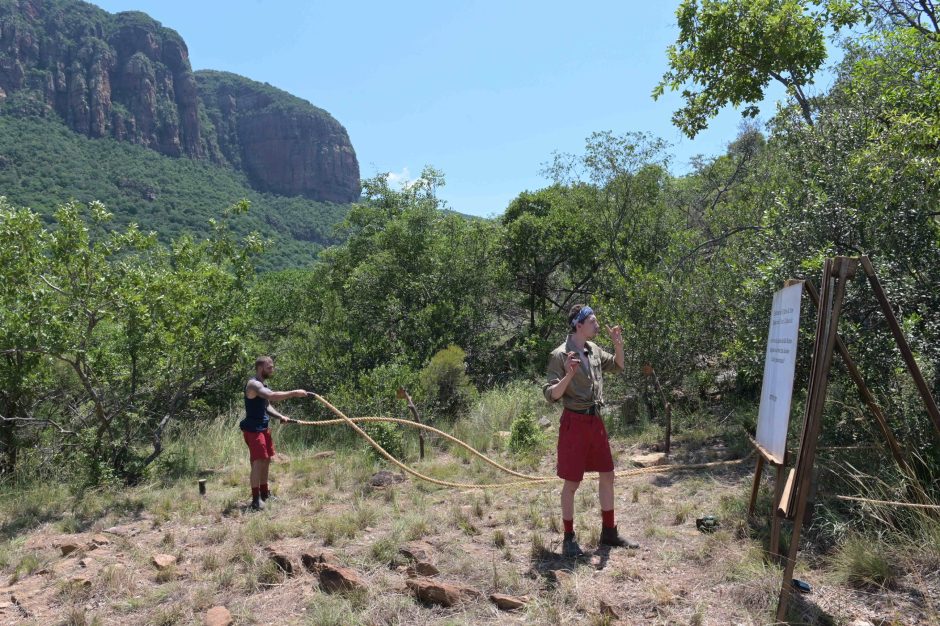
[
  {"xmin": 243, "ymin": 429, "xmax": 275, "ymax": 462},
  {"xmin": 556, "ymin": 409, "xmax": 614, "ymax": 482}
]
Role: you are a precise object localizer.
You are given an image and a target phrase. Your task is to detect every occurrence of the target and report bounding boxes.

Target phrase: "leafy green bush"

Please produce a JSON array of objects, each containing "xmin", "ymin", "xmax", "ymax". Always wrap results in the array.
[
  {"xmin": 363, "ymin": 422, "xmax": 404, "ymax": 461},
  {"xmin": 508, "ymin": 409, "xmax": 542, "ymax": 454},
  {"xmin": 420, "ymin": 345, "xmax": 477, "ymax": 420}
]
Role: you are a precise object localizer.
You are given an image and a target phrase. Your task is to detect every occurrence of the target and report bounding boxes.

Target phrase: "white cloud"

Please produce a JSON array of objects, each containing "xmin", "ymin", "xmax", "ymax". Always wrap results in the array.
[{"xmin": 384, "ymin": 167, "xmax": 412, "ymax": 188}]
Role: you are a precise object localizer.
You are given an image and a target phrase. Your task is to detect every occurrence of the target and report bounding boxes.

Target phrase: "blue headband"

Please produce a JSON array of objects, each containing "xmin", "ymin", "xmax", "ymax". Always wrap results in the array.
[{"xmin": 571, "ymin": 306, "xmax": 594, "ymax": 328}]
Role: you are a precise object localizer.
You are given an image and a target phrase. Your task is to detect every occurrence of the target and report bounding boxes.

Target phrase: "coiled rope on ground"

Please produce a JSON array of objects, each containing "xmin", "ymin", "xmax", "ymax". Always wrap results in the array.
[{"xmin": 293, "ymin": 393, "xmax": 749, "ymax": 489}]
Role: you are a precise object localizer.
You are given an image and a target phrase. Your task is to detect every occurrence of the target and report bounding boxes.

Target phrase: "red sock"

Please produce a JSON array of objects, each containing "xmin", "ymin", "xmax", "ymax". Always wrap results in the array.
[
  {"xmin": 260, "ymin": 483, "xmax": 269, "ymax": 498},
  {"xmin": 602, "ymin": 509, "xmax": 615, "ymax": 529},
  {"xmin": 251, "ymin": 486, "xmax": 260, "ymax": 499},
  {"xmin": 563, "ymin": 519, "xmax": 574, "ymax": 534}
]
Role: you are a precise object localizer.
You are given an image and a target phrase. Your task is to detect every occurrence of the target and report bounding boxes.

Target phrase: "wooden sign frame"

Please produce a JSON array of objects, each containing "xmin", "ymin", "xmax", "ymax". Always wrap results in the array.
[{"xmin": 775, "ymin": 256, "xmax": 940, "ymax": 621}]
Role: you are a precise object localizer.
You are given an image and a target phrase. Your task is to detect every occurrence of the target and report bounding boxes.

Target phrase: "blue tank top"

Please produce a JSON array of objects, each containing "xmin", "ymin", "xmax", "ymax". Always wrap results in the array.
[{"xmin": 240, "ymin": 377, "xmax": 270, "ymax": 432}]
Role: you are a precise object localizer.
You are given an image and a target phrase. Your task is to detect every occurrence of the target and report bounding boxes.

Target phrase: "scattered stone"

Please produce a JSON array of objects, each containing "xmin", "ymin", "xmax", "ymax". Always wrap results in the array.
[
  {"xmin": 311, "ymin": 451, "xmax": 335, "ymax": 459},
  {"xmin": 398, "ymin": 541, "xmax": 435, "ymax": 564},
  {"xmin": 151, "ymin": 554, "xmax": 177, "ymax": 570},
  {"xmin": 405, "ymin": 562, "xmax": 439, "ymax": 577},
  {"xmin": 68, "ymin": 574, "xmax": 92, "ymax": 587},
  {"xmin": 91, "ymin": 534, "xmax": 110, "ymax": 546},
  {"xmin": 205, "ymin": 606, "xmax": 233, "ymax": 626},
  {"xmin": 599, "ymin": 600, "xmax": 620, "ymax": 620},
  {"xmin": 406, "ymin": 578, "xmax": 481, "ymax": 607},
  {"xmin": 538, "ymin": 417, "xmax": 552, "ymax": 429},
  {"xmin": 78, "ymin": 558, "xmax": 94, "ymax": 569},
  {"xmin": 490, "ymin": 593, "xmax": 528, "ymax": 611},
  {"xmin": 301, "ymin": 549, "xmax": 338, "ymax": 573},
  {"xmin": 318, "ymin": 564, "xmax": 367, "ymax": 594},
  {"xmin": 369, "ymin": 470, "xmax": 406, "ymax": 487},
  {"xmin": 631, "ymin": 452, "xmax": 667, "ymax": 468},
  {"xmin": 59, "ymin": 543, "xmax": 82, "ymax": 557},
  {"xmin": 265, "ymin": 546, "xmax": 297, "ymax": 576},
  {"xmin": 553, "ymin": 570, "xmax": 573, "ymax": 586}
]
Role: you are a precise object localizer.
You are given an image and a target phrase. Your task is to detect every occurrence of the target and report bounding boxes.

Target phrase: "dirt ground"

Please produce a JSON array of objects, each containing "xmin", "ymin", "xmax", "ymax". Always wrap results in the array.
[{"xmin": 1, "ymin": 433, "xmax": 936, "ymax": 626}]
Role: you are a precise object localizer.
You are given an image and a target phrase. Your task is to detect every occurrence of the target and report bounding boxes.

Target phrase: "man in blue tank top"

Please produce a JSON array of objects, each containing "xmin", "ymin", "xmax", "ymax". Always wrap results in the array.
[{"xmin": 242, "ymin": 355, "xmax": 308, "ymax": 510}]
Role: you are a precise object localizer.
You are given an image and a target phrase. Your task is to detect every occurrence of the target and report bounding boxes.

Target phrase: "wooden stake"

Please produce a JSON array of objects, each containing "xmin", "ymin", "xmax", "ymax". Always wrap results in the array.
[
  {"xmin": 198, "ymin": 479, "xmax": 206, "ymax": 496},
  {"xmin": 397, "ymin": 387, "xmax": 424, "ymax": 460}
]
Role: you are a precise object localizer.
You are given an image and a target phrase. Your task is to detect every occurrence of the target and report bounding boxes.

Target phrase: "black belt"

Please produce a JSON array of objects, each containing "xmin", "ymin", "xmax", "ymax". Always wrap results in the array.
[{"xmin": 566, "ymin": 405, "xmax": 598, "ymax": 415}]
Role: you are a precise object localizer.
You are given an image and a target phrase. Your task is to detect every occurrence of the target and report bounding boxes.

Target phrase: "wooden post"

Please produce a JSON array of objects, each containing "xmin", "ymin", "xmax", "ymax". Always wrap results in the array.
[
  {"xmin": 397, "ymin": 387, "xmax": 424, "ymax": 460},
  {"xmin": 198, "ymin": 479, "xmax": 206, "ymax": 496},
  {"xmin": 748, "ymin": 454, "xmax": 765, "ymax": 517},
  {"xmin": 777, "ymin": 257, "xmax": 855, "ymax": 622},
  {"xmin": 664, "ymin": 402, "xmax": 672, "ymax": 455},
  {"xmin": 860, "ymin": 256, "xmax": 940, "ymax": 441},
  {"xmin": 643, "ymin": 365, "xmax": 672, "ymax": 452},
  {"xmin": 770, "ymin": 463, "xmax": 785, "ymax": 559}
]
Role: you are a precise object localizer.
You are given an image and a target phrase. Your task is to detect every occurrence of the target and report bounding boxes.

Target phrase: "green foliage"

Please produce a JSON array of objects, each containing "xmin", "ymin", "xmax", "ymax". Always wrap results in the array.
[
  {"xmin": 0, "ymin": 198, "xmax": 260, "ymax": 484},
  {"xmin": 420, "ymin": 345, "xmax": 478, "ymax": 420},
  {"xmin": 363, "ymin": 422, "xmax": 404, "ymax": 461},
  {"xmin": 831, "ymin": 536, "xmax": 899, "ymax": 589},
  {"xmin": 507, "ymin": 409, "xmax": 542, "ymax": 454},
  {"xmin": 654, "ymin": 0, "xmax": 865, "ymax": 137},
  {"xmin": 0, "ymin": 116, "xmax": 349, "ymax": 271}
]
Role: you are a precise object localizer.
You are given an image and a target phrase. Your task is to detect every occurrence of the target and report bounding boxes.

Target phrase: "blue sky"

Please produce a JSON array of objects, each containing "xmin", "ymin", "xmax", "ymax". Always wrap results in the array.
[{"xmin": 91, "ymin": 1, "xmax": 833, "ymax": 217}]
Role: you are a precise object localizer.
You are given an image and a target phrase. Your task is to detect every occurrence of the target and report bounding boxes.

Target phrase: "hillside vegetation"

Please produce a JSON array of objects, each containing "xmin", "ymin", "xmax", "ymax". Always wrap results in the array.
[{"xmin": 0, "ymin": 115, "xmax": 348, "ymax": 270}]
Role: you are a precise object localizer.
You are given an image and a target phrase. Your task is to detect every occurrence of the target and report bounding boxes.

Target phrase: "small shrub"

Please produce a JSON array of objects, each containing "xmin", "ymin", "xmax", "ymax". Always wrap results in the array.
[
  {"xmin": 362, "ymin": 422, "xmax": 403, "ymax": 461},
  {"xmin": 831, "ymin": 536, "xmax": 898, "ymax": 589},
  {"xmin": 420, "ymin": 345, "xmax": 477, "ymax": 419},
  {"xmin": 508, "ymin": 409, "xmax": 542, "ymax": 454}
]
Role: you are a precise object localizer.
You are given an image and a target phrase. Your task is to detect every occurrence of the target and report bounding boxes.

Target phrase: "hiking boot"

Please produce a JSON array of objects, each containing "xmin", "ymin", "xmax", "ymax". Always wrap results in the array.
[
  {"xmin": 261, "ymin": 493, "xmax": 278, "ymax": 503},
  {"xmin": 562, "ymin": 532, "xmax": 585, "ymax": 558},
  {"xmin": 250, "ymin": 496, "xmax": 266, "ymax": 511},
  {"xmin": 600, "ymin": 525, "xmax": 638, "ymax": 548}
]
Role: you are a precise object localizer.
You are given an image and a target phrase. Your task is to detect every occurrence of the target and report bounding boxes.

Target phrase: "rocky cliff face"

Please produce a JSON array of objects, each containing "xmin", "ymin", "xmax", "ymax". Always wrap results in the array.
[
  {"xmin": 0, "ymin": 0, "xmax": 360, "ymax": 203},
  {"xmin": 197, "ymin": 71, "xmax": 361, "ymax": 204}
]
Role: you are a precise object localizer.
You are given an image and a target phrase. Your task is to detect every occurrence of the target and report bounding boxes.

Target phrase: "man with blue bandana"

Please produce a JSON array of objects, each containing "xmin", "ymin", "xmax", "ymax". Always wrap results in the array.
[{"xmin": 543, "ymin": 304, "xmax": 639, "ymax": 557}]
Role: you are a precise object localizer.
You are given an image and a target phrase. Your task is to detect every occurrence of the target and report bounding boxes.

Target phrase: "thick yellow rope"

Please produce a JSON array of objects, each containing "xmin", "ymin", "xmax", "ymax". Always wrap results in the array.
[{"xmin": 298, "ymin": 393, "xmax": 748, "ymax": 490}]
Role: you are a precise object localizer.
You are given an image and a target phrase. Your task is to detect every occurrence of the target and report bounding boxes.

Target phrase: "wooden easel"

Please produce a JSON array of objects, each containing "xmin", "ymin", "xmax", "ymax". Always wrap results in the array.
[{"xmin": 775, "ymin": 256, "xmax": 940, "ymax": 622}]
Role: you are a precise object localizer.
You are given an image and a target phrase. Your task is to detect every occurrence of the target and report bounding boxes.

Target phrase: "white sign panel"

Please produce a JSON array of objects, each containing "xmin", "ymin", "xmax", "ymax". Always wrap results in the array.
[{"xmin": 756, "ymin": 283, "xmax": 802, "ymax": 463}]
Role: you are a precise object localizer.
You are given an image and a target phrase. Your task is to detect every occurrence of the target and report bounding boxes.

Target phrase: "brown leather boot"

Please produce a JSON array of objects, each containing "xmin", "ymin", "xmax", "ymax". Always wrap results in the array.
[{"xmin": 600, "ymin": 525, "xmax": 638, "ymax": 548}]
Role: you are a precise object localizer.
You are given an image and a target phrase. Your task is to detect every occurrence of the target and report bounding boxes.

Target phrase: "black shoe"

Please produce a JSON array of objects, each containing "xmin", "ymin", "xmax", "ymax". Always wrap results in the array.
[
  {"xmin": 261, "ymin": 493, "xmax": 277, "ymax": 503},
  {"xmin": 250, "ymin": 496, "xmax": 266, "ymax": 511},
  {"xmin": 562, "ymin": 532, "xmax": 585, "ymax": 558},
  {"xmin": 600, "ymin": 525, "xmax": 638, "ymax": 548}
]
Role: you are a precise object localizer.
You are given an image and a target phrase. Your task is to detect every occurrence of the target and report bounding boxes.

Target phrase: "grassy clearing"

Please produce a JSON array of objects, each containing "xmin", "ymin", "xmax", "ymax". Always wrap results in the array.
[{"xmin": 0, "ymin": 386, "xmax": 935, "ymax": 625}]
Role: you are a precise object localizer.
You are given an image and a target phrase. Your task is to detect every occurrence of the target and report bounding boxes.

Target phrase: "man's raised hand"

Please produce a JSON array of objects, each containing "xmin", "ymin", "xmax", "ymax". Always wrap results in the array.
[
  {"xmin": 606, "ymin": 324, "xmax": 624, "ymax": 346},
  {"xmin": 565, "ymin": 351, "xmax": 581, "ymax": 374}
]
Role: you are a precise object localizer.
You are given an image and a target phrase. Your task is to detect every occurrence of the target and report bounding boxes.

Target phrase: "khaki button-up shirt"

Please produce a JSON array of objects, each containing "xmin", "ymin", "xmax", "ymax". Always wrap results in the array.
[{"xmin": 542, "ymin": 336, "xmax": 623, "ymax": 411}]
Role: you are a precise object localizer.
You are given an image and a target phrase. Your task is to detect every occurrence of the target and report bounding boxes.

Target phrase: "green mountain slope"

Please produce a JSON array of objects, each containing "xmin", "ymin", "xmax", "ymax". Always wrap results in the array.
[{"xmin": 0, "ymin": 114, "xmax": 350, "ymax": 270}]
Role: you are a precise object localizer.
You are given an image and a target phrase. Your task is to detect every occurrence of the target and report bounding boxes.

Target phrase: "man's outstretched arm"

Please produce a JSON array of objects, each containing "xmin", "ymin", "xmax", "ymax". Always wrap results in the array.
[{"xmin": 248, "ymin": 379, "xmax": 307, "ymax": 402}]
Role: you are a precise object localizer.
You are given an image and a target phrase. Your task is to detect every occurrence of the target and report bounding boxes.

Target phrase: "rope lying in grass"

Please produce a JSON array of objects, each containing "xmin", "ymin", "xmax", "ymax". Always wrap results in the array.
[
  {"xmin": 294, "ymin": 393, "xmax": 748, "ymax": 490},
  {"xmin": 835, "ymin": 495, "xmax": 940, "ymax": 510}
]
